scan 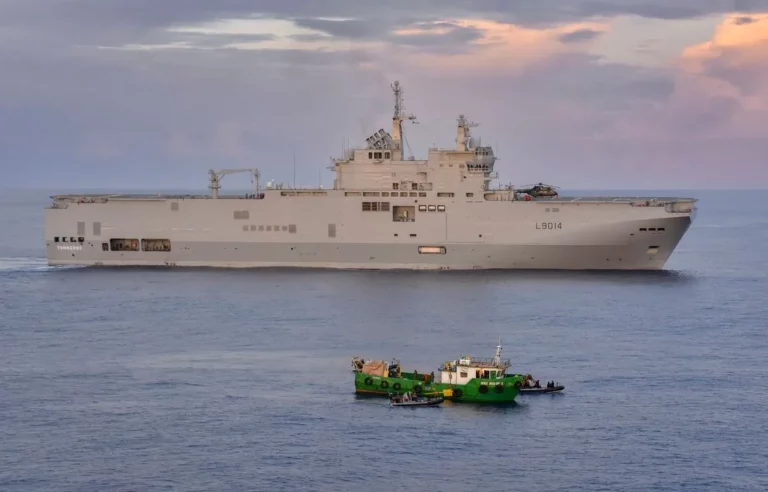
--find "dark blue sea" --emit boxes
[1,188,767,492]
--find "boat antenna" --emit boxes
[493,339,503,365]
[293,150,296,189]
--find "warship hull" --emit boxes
[45,195,693,271]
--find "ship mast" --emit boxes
[456,114,478,152]
[390,81,417,161]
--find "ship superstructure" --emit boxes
[44,81,697,270]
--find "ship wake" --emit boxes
[0,257,82,272]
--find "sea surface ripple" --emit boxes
[1,189,767,491]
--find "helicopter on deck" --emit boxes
[517,182,560,198]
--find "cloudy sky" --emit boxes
[1,0,767,190]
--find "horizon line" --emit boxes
[3,186,767,192]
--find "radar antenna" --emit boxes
[208,168,260,199]
[456,114,479,151]
[391,81,418,160]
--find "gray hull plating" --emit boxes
[46,216,691,271]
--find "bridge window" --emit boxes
[437,205,446,212]
[368,152,373,158]
[437,192,454,198]
[392,183,399,190]
[385,152,390,159]
[233,210,249,220]
[418,205,427,211]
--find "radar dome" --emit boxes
[467,137,478,149]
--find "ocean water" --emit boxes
[1,188,767,492]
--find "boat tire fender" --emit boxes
[393,383,401,390]
[479,384,488,394]
[380,381,389,389]
[413,385,422,394]
[453,389,463,398]
[364,377,373,386]
[494,384,503,393]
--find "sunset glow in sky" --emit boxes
[1,1,766,189]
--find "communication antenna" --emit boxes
[391,81,418,161]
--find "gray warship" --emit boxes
[45,81,697,270]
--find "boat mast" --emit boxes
[492,339,503,366]
[390,81,417,161]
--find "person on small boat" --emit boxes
[533,380,541,388]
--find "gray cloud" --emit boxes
[733,15,756,25]
[292,18,390,39]
[559,28,603,44]
[1,1,762,42]
[2,0,767,189]
[389,24,484,54]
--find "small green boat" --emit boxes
[352,341,525,403]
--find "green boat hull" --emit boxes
[354,371,524,403]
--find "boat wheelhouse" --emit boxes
[438,341,512,387]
